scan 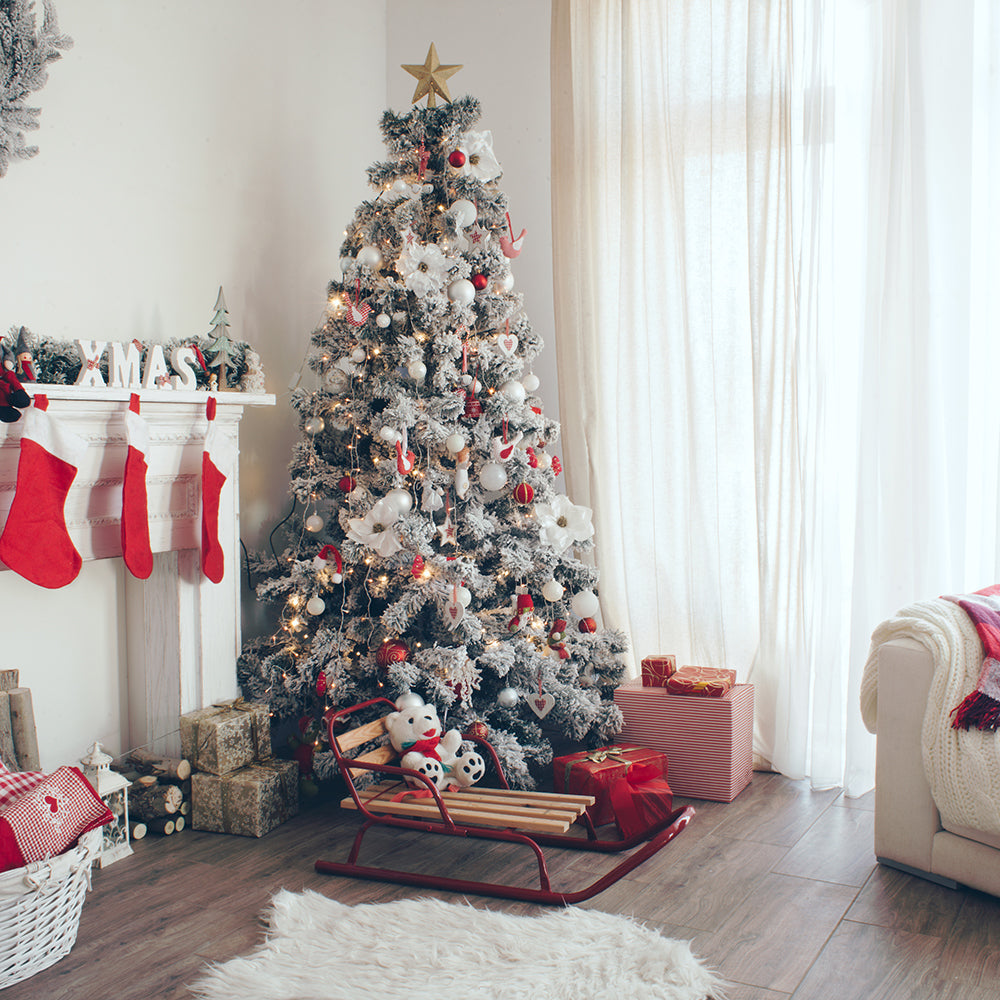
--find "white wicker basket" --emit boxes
[0,828,101,990]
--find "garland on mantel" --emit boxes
[5,325,265,393]
[0,0,73,177]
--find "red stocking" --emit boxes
[121,393,153,579]
[0,395,87,588]
[201,397,235,583]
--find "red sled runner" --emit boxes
[314,697,695,906]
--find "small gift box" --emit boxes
[641,655,678,687]
[665,665,737,698]
[553,744,670,830]
[180,698,272,776]
[191,758,299,838]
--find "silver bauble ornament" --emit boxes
[306,596,326,616]
[356,245,382,268]
[305,514,324,533]
[448,279,476,306]
[386,488,413,515]
[376,313,391,328]
[396,691,425,710]
[572,589,600,618]
[408,360,427,383]
[451,199,477,227]
[500,380,526,404]
[304,415,325,436]
[479,462,508,491]
[497,687,519,709]
[350,347,367,363]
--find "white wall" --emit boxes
[0,0,388,768]
[0,0,557,769]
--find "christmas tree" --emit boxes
[238,51,627,789]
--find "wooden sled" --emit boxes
[314,697,695,905]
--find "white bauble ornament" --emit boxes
[356,245,382,268]
[379,426,401,443]
[500,380,526,404]
[498,687,519,709]
[396,692,425,710]
[536,452,552,471]
[306,596,326,616]
[408,360,427,382]
[386,488,413,515]
[304,416,325,436]
[351,347,367,363]
[305,514,324,533]
[522,373,540,392]
[448,279,476,306]
[542,579,565,602]
[451,199,477,227]
[457,585,472,608]
[479,462,508,491]
[376,313,391,328]
[391,178,411,195]
[495,272,515,293]
[572,589,600,618]
[445,433,466,454]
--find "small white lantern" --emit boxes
[80,741,133,868]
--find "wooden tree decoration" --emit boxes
[206,286,235,389]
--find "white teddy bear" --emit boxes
[385,694,485,792]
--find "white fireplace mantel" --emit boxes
[0,385,275,757]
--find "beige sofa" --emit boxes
[875,637,1000,896]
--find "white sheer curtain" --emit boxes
[551,0,1000,794]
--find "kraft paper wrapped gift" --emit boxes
[613,679,754,801]
[180,699,271,776]
[191,758,299,837]
[553,744,670,829]
[641,655,678,687]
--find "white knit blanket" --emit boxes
[861,597,1000,838]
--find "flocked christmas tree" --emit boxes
[238,48,627,789]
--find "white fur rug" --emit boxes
[189,889,726,1000]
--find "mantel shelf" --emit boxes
[20,384,276,407]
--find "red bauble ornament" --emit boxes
[338,475,356,493]
[411,554,425,579]
[376,640,410,668]
[448,149,466,168]
[471,273,488,291]
[578,617,597,633]
[466,720,489,742]
[513,482,534,505]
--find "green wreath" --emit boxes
[0,0,72,177]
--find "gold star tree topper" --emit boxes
[402,43,462,107]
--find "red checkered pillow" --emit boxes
[0,765,45,810]
[0,766,112,872]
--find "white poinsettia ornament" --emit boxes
[534,494,595,553]
[454,130,502,182]
[347,497,403,557]
[396,242,451,297]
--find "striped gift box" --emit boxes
[613,680,754,802]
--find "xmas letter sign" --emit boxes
[74,340,199,392]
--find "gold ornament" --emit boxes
[401,43,462,108]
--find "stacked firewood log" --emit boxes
[113,749,193,838]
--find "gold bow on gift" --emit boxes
[584,749,631,766]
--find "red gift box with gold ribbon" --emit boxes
[640,655,677,687]
[665,665,737,697]
[553,744,672,833]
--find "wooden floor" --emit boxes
[6,771,1000,999]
